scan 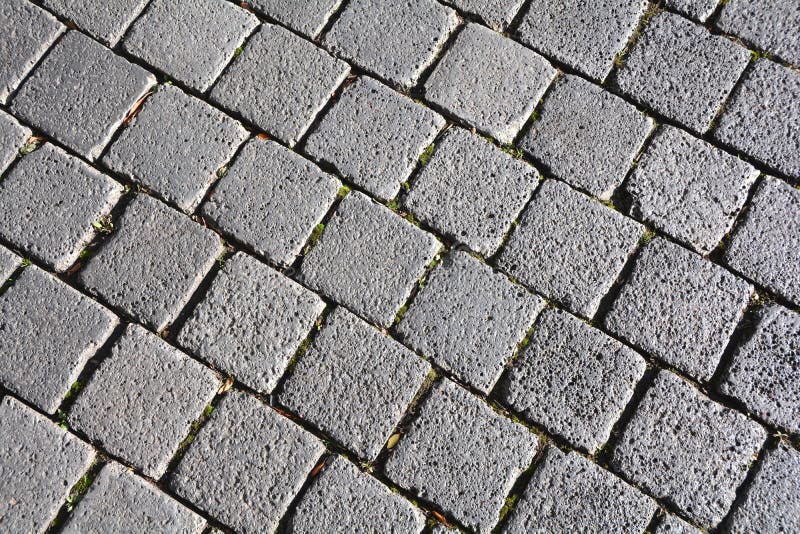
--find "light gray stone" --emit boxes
[444,0,524,30]
[248,0,343,38]
[654,514,704,534]
[0,245,21,283]
[41,0,148,46]
[0,110,30,173]
[664,0,717,22]
[717,1,800,66]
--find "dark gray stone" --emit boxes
[717,1,800,66]
[248,0,343,38]
[664,0,717,22]
[0,245,21,283]
[0,110,30,174]
[654,514,704,534]
[41,0,148,46]
[443,0,525,30]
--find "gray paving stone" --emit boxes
[654,514,704,534]
[614,11,750,132]
[304,76,445,201]
[719,304,800,434]
[405,127,539,256]
[0,245,21,283]
[519,74,652,199]
[504,447,656,533]
[612,371,766,528]
[604,238,752,380]
[497,309,646,453]
[122,0,259,93]
[79,193,223,331]
[443,0,524,30]
[169,390,325,534]
[0,396,94,533]
[516,0,647,81]
[717,1,800,66]
[280,306,429,459]
[0,110,30,175]
[248,0,343,38]
[0,266,117,414]
[323,0,457,90]
[41,0,148,46]
[626,125,759,254]
[178,252,324,394]
[103,85,248,213]
[396,251,543,393]
[425,23,556,145]
[201,138,340,266]
[724,177,800,305]
[664,0,717,22]
[497,180,643,319]
[10,31,155,161]
[68,324,219,478]
[0,143,123,271]
[0,0,63,104]
[300,191,440,327]
[384,379,538,533]
[210,24,348,146]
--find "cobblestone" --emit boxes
[654,514,704,534]
[717,1,800,66]
[0,110,31,173]
[41,0,148,46]
[444,0,525,31]
[248,0,342,38]
[664,0,717,22]
[0,245,21,283]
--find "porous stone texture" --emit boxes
[443,0,525,30]
[519,74,652,199]
[41,0,148,46]
[612,371,766,528]
[396,251,544,393]
[497,180,643,319]
[248,0,342,38]
[0,143,123,271]
[655,514,704,534]
[425,23,556,144]
[280,307,429,459]
[169,391,325,534]
[604,238,752,381]
[384,379,538,533]
[0,245,21,283]
[122,0,259,93]
[210,24,349,146]
[178,252,325,394]
[626,125,759,254]
[504,447,657,533]
[300,191,440,327]
[614,11,750,132]
[0,110,31,174]
[324,0,457,90]
[103,84,248,213]
[405,127,539,256]
[304,76,445,201]
[664,0,717,22]
[717,1,800,66]
[10,31,155,161]
[497,309,646,453]
[0,396,94,532]
[79,193,223,331]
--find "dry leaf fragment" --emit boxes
[431,511,451,527]
[217,377,234,394]
[310,459,326,477]
[386,433,401,449]
[122,90,154,126]
[256,132,270,140]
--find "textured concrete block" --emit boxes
[497,309,646,453]
[0,143,123,271]
[717,1,800,66]
[520,74,652,199]
[397,251,543,393]
[169,391,325,534]
[444,0,525,30]
[425,23,556,144]
[41,0,148,46]
[211,24,348,146]
[497,180,643,319]
[654,514,704,534]
[69,324,219,478]
[300,191,440,327]
[385,379,538,533]
[0,245,21,283]
[604,238,752,380]
[0,110,30,174]
[79,194,223,331]
[664,0,717,21]
[304,76,444,200]
[405,127,539,256]
[612,371,766,528]
[248,0,342,38]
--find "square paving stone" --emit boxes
[612,371,766,528]
[300,191,440,327]
[323,0,457,90]
[396,251,544,393]
[503,447,656,533]
[169,390,325,534]
[41,0,149,46]
[614,11,750,132]
[604,237,752,381]
[11,31,155,161]
[717,1,800,66]
[211,24,349,146]
[519,74,653,200]
[497,309,646,453]
[201,139,339,266]
[0,245,21,283]
[444,0,525,31]
[405,126,539,256]
[247,0,343,38]
[79,193,224,331]
[304,76,445,201]
[497,180,644,319]
[0,143,124,271]
[625,125,759,254]
[0,110,30,174]
[0,396,94,533]
[178,252,325,394]
[280,306,430,459]
[655,514,704,534]
[425,23,556,145]
[384,379,538,533]
[122,0,259,93]
[103,85,248,213]
[68,324,220,478]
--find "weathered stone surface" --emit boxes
[664,0,717,22]
[0,110,30,173]
[0,245,21,283]
[248,0,342,38]
[42,0,148,46]
[443,0,525,30]
[717,1,800,66]
[654,514,704,534]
